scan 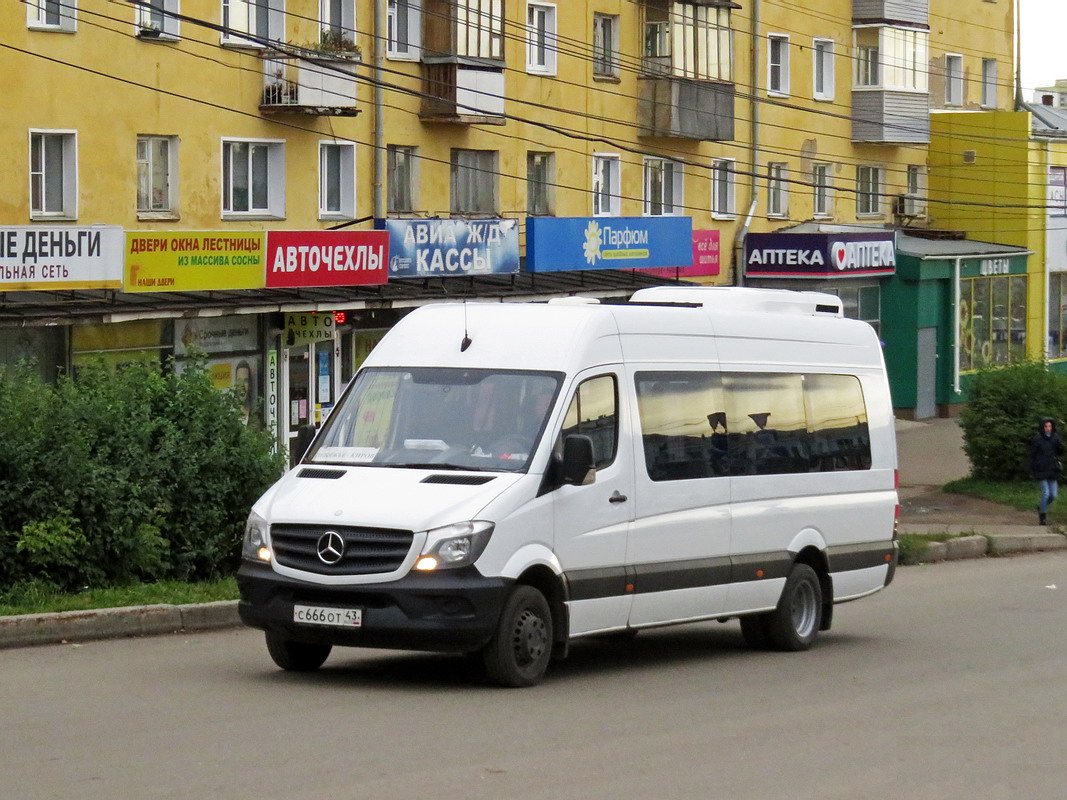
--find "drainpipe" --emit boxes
[372,0,386,223]
[953,256,962,395]
[732,0,760,287]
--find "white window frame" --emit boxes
[319,141,355,219]
[387,145,418,214]
[526,2,557,75]
[981,58,997,108]
[768,34,790,96]
[711,158,736,218]
[643,157,682,217]
[450,149,498,216]
[904,164,927,217]
[593,13,619,78]
[27,0,76,32]
[767,162,788,218]
[29,130,78,220]
[857,165,884,216]
[319,0,355,49]
[813,38,834,101]
[221,138,285,218]
[137,135,178,216]
[221,0,282,48]
[945,53,964,106]
[813,162,833,218]
[1049,166,1067,218]
[853,25,928,91]
[387,0,421,60]
[136,0,180,39]
[527,151,555,216]
[592,154,621,217]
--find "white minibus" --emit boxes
[238,287,898,686]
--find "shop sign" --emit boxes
[526,217,693,271]
[0,225,123,291]
[265,230,388,288]
[958,254,1028,279]
[384,219,519,277]
[640,230,720,278]
[1048,217,1067,272]
[745,232,896,278]
[125,232,265,292]
[175,315,258,356]
[284,312,335,345]
[266,350,279,434]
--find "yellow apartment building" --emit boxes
[0,0,1022,444]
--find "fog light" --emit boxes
[416,556,438,571]
[257,547,272,562]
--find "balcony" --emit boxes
[851,90,930,144]
[853,0,928,26]
[260,54,360,117]
[419,57,506,124]
[638,77,735,141]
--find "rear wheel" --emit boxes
[482,585,553,687]
[766,563,822,651]
[265,632,332,671]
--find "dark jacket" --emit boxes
[1029,418,1064,480]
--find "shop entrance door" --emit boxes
[283,338,340,466]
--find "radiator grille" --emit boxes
[271,524,415,576]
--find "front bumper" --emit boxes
[237,561,513,653]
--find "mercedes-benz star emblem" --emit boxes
[316,530,345,565]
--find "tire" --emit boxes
[482,585,553,687]
[765,563,823,652]
[265,632,332,671]
[739,614,773,650]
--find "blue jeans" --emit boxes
[1039,479,1059,514]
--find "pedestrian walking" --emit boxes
[1028,417,1064,525]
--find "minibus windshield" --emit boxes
[306,367,564,472]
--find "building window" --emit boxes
[592,154,621,216]
[387,145,417,213]
[813,162,833,217]
[319,141,355,219]
[1049,166,1067,217]
[767,162,788,217]
[30,131,77,219]
[136,0,179,38]
[712,159,735,218]
[221,0,280,47]
[527,151,554,216]
[137,135,176,214]
[768,34,789,95]
[320,0,355,50]
[593,13,619,78]
[960,275,1027,371]
[1048,273,1067,359]
[854,26,928,91]
[387,0,421,59]
[27,0,76,31]
[643,0,733,82]
[451,149,497,215]
[813,39,834,100]
[526,3,556,74]
[945,54,964,106]
[222,139,284,217]
[455,0,504,60]
[643,157,682,216]
[832,285,881,335]
[904,164,926,216]
[857,165,883,216]
[981,58,997,108]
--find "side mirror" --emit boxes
[561,434,596,486]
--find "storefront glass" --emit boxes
[959,275,1027,371]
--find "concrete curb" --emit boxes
[1,530,1065,650]
[0,600,241,650]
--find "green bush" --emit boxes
[0,359,285,592]
[958,361,1067,481]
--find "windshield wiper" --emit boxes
[373,462,494,472]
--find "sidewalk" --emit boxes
[2,417,1064,649]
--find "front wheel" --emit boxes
[765,563,823,651]
[265,632,332,671]
[482,585,553,687]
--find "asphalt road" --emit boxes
[3,555,1066,800]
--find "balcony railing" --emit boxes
[260,54,359,117]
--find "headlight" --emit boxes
[242,511,273,563]
[415,521,494,571]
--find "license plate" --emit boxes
[293,605,362,627]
